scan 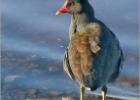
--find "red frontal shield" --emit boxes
[56,0,70,15]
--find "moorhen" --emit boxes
[56,0,124,100]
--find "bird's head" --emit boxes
[56,0,84,15]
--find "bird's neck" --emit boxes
[69,2,95,39]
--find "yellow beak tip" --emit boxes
[55,11,61,16]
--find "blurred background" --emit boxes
[1,0,139,100]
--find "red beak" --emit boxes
[56,0,70,15]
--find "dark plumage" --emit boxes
[56,0,124,99]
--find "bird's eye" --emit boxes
[67,2,72,7]
[67,1,75,7]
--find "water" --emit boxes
[1,0,139,100]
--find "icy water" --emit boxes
[1,0,139,100]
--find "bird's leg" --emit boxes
[80,84,85,100]
[101,85,107,100]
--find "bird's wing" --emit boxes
[88,21,124,83]
[63,48,75,80]
[109,46,124,82]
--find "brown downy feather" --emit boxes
[70,23,101,76]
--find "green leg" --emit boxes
[80,84,85,100]
[101,86,107,100]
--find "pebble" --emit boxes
[62,97,75,100]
